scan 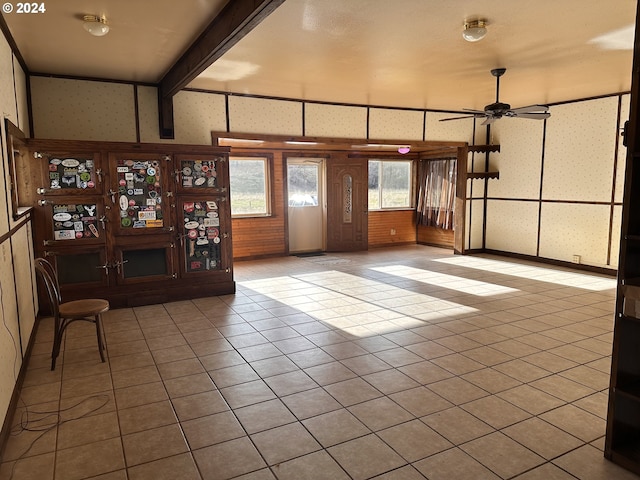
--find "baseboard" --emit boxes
[482,249,617,277]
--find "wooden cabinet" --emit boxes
[605,10,640,474]
[24,140,234,308]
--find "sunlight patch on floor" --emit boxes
[239,271,478,337]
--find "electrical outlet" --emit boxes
[390,229,396,235]
[572,255,581,264]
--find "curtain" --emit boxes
[416,158,456,229]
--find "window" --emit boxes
[288,163,319,207]
[368,159,413,209]
[229,156,271,216]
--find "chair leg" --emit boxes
[95,315,106,363]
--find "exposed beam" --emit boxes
[158,0,285,139]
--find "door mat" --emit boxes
[294,252,325,258]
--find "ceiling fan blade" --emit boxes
[481,116,498,126]
[510,105,549,114]
[513,112,551,120]
[439,115,475,122]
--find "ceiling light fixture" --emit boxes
[83,15,110,37]
[463,19,488,42]
[398,146,411,154]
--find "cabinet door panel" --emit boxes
[177,197,228,275]
[37,152,103,195]
[44,247,110,288]
[175,154,228,194]
[40,198,106,246]
[113,240,176,285]
[109,153,174,235]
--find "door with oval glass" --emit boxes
[287,158,326,254]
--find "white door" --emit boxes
[287,158,325,253]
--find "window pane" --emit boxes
[288,164,319,207]
[230,158,268,215]
[369,159,412,209]
[368,160,380,210]
[381,161,411,208]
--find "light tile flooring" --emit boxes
[2,245,639,480]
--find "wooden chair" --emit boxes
[34,257,110,370]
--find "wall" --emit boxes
[29,76,626,270]
[488,95,627,269]
[0,32,35,436]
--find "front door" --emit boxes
[287,158,325,253]
[326,156,368,251]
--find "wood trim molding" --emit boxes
[158,0,285,138]
[454,145,468,254]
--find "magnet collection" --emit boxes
[183,200,221,272]
[48,158,96,190]
[181,159,217,188]
[117,159,163,228]
[52,204,99,240]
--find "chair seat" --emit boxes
[59,299,110,318]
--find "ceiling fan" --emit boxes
[440,68,551,125]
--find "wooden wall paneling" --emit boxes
[417,225,454,249]
[368,210,416,247]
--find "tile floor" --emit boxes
[1,245,639,480]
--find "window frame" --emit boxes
[368,158,415,211]
[229,153,274,218]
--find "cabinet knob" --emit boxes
[37,187,47,195]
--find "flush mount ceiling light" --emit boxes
[398,146,411,154]
[83,15,110,37]
[463,19,488,42]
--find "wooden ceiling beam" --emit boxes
[158,0,285,138]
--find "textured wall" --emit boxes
[305,103,367,138]
[31,77,137,142]
[369,108,423,140]
[29,77,626,268]
[230,96,302,135]
[0,33,35,433]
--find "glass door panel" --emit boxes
[42,199,106,246]
[175,155,227,194]
[38,152,103,195]
[110,153,172,235]
[178,198,224,274]
[113,241,176,285]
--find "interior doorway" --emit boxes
[287,157,326,254]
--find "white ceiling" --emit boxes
[2,0,637,113]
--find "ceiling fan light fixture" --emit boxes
[83,15,110,37]
[463,19,487,42]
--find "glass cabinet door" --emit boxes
[37,152,103,195]
[113,241,176,285]
[43,247,110,289]
[175,154,227,194]
[41,199,106,246]
[178,197,229,274]
[110,153,173,235]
